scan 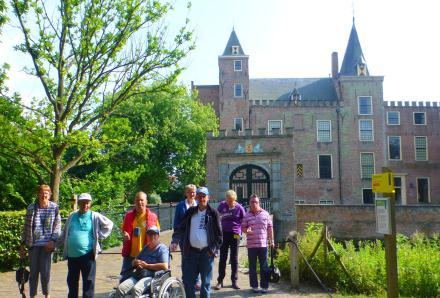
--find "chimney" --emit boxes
[331,52,338,79]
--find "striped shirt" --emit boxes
[241,209,272,248]
[33,202,59,246]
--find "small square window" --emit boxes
[358,96,372,115]
[317,120,332,142]
[319,200,334,205]
[359,120,374,141]
[387,111,400,125]
[232,46,239,55]
[233,118,243,132]
[362,189,374,204]
[234,60,242,71]
[234,83,242,98]
[268,120,282,135]
[295,200,305,204]
[413,112,426,125]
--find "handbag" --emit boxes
[269,247,281,283]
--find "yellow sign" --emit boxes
[372,173,395,193]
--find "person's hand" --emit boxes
[170,242,178,252]
[19,245,27,259]
[133,259,142,268]
[44,240,55,252]
[123,231,130,241]
[246,227,253,234]
[270,241,275,248]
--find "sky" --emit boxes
[2,0,440,102]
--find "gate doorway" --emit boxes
[229,165,270,205]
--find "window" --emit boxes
[233,118,243,132]
[387,111,400,125]
[232,46,239,55]
[234,83,242,98]
[417,178,430,203]
[358,96,372,115]
[234,60,242,71]
[296,164,304,177]
[268,120,282,135]
[319,200,334,205]
[295,200,305,204]
[318,155,332,179]
[359,119,374,141]
[362,189,374,204]
[317,120,332,142]
[394,177,402,205]
[413,112,426,125]
[388,136,401,160]
[414,136,428,161]
[360,153,375,179]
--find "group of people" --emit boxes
[170,184,274,298]
[20,184,274,298]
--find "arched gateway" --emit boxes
[229,164,270,204]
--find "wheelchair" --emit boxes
[108,269,185,298]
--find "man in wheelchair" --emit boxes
[115,226,168,297]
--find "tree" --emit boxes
[0,0,194,202]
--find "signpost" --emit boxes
[372,168,398,298]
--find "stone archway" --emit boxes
[229,164,270,204]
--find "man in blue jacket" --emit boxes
[171,187,222,298]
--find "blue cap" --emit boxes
[146,226,160,234]
[196,187,209,196]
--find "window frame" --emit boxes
[231,46,239,55]
[234,60,242,71]
[295,200,305,205]
[318,154,333,179]
[413,112,426,125]
[358,96,373,115]
[414,136,428,161]
[267,120,283,135]
[319,200,334,205]
[360,152,375,179]
[316,120,332,142]
[233,83,243,98]
[416,177,431,203]
[233,118,244,132]
[388,136,402,160]
[362,188,375,204]
[359,119,374,141]
[387,111,400,125]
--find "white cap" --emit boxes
[78,193,92,202]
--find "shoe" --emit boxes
[214,282,223,290]
[261,288,268,293]
[251,287,260,293]
[195,283,201,291]
[232,282,240,290]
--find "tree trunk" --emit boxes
[51,159,63,203]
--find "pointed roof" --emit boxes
[340,21,369,76]
[222,29,246,56]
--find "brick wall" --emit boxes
[296,204,440,239]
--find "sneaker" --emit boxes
[261,288,268,293]
[252,287,260,293]
[214,282,222,290]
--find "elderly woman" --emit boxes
[214,190,245,290]
[20,184,61,298]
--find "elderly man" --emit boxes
[115,226,168,297]
[61,193,113,298]
[171,187,222,298]
[20,184,61,298]
[241,194,274,294]
[120,191,160,281]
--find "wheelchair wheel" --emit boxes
[158,277,185,298]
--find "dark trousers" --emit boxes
[67,251,96,298]
[120,256,134,282]
[248,247,269,289]
[182,248,214,298]
[217,232,240,283]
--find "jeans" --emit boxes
[217,232,240,283]
[120,256,134,282]
[115,276,153,298]
[67,251,96,298]
[247,247,269,289]
[182,248,214,298]
[28,246,52,296]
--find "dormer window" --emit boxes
[232,46,239,55]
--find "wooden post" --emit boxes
[287,231,300,288]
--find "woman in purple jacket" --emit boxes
[214,190,245,290]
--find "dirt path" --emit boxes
[0,231,327,297]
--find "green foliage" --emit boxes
[277,223,440,297]
[148,192,162,205]
[0,210,25,271]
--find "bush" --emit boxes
[277,223,440,297]
[0,210,25,271]
[148,192,162,205]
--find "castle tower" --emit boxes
[218,29,250,133]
